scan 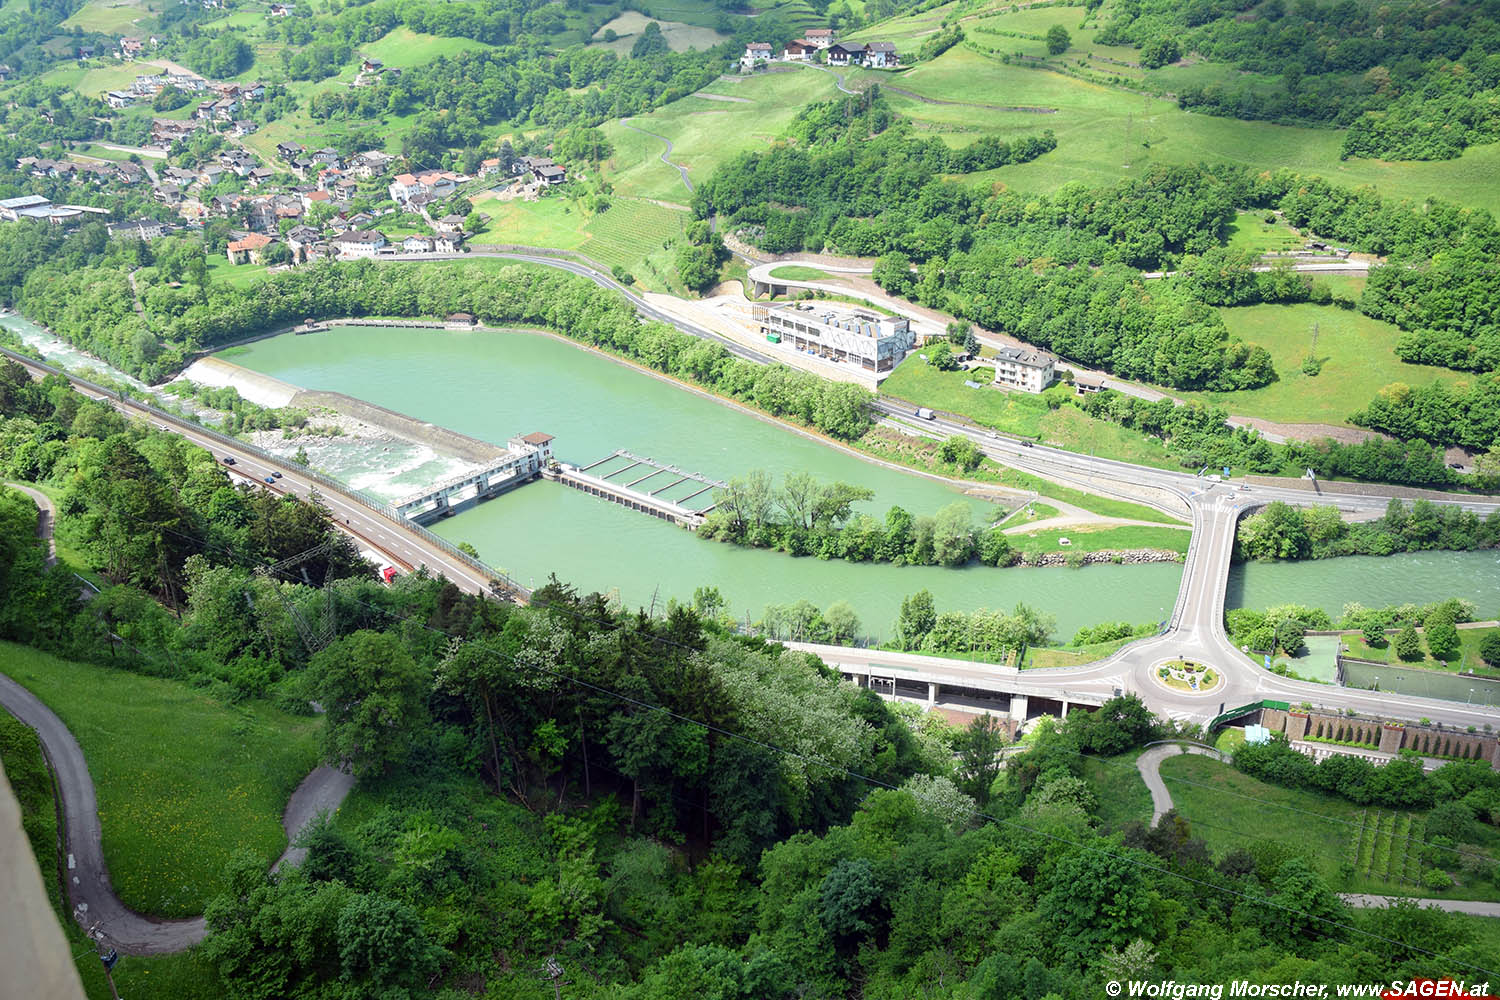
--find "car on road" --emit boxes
[264,476,276,485]
[1239,484,1251,492]
[222,456,236,465]
[1020,440,1033,448]
[271,471,282,479]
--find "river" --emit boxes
[18,315,1499,646]
[229,325,1186,638]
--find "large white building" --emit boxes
[991,346,1056,393]
[753,301,914,374]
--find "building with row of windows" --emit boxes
[752,301,915,374]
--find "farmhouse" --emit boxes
[331,229,386,259]
[742,42,772,69]
[825,41,866,66]
[991,346,1056,393]
[865,42,900,68]
[805,28,835,48]
[226,233,273,265]
[783,40,814,61]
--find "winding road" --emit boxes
[619,118,694,193]
[0,489,356,954]
[0,671,354,954]
[7,482,57,567]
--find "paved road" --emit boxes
[1338,894,1500,916]
[6,482,57,567]
[620,119,694,193]
[1135,742,1228,824]
[0,671,354,954]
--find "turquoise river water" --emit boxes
[223,325,1500,642]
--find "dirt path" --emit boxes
[0,672,354,954]
[1003,513,1189,536]
[620,119,693,193]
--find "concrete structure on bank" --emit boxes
[393,433,553,524]
[547,450,724,528]
[1249,704,1500,769]
[752,301,914,374]
[992,346,1056,393]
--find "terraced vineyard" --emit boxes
[582,197,687,272]
[1348,809,1426,888]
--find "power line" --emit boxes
[95,522,1500,975]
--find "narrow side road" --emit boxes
[0,672,353,954]
[6,482,57,567]
[620,118,694,193]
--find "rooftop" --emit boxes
[994,346,1056,368]
[521,432,554,445]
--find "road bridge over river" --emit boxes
[9,249,1500,733]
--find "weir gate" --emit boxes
[545,450,724,528]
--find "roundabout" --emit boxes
[1150,657,1225,696]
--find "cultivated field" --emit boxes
[590,11,728,55]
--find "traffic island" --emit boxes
[1152,658,1225,696]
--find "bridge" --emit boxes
[391,433,554,524]
[11,249,1500,739]
[804,489,1500,747]
[546,450,723,528]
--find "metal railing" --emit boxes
[1,345,531,601]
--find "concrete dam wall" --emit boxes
[184,357,506,464]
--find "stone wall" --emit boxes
[1268,710,1498,767]
[1015,548,1183,568]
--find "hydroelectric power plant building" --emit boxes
[392,432,554,524]
[752,302,915,374]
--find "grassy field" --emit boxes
[1,642,321,917]
[856,424,1184,524]
[769,264,834,281]
[1343,626,1500,678]
[1007,523,1190,555]
[600,69,843,203]
[589,11,728,55]
[1157,753,1499,899]
[62,0,161,33]
[205,254,275,290]
[1224,210,1306,254]
[1081,748,1153,830]
[835,32,1500,215]
[1180,302,1467,426]
[1023,633,1148,669]
[467,190,684,284]
[880,356,1179,468]
[1,707,218,1000]
[360,26,493,66]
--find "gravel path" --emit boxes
[0,672,353,954]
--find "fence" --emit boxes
[1,345,531,602]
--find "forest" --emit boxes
[1100,0,1500,160]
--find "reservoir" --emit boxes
[218,325,1500,642]
[230,325,1185,638]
